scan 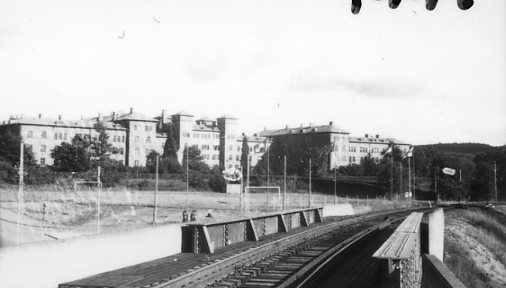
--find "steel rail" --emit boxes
[287,217,406,288]
[152,207,431,288]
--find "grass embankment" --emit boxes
[444,208,506,287]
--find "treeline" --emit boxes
[252,139,505,201]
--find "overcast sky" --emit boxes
[0,0,505,145]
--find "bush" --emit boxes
[208,174,226,193]
[188,171,209,191]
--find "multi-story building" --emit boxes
[0,109,270,170]
[258,122,410,170]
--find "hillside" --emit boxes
[418,143,497,155]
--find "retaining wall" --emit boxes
[0,224,181,288]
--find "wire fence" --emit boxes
[0,169,410,247]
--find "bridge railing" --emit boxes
[182,207,323,253]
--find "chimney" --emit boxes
[97,113,101,120]
[112,112,116,121]
[285,125,288,129]
[254,133,258,137]
[58,115,62,120]
[38,113,42,119]
[376,134,379,139]
[329,121,333,126]
[130,107,133,114]
[161,109,166,125]
[365,133,368,138]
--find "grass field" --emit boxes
[0,184,413,247]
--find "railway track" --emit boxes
[145,208,430,288]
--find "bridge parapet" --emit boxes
[183,207,323,253]
[373,212,424,288]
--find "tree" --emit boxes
[182,145,210,173]
[51,135,92,172]
[163,124,179,159]
[0,128,36,167]
[240,136,249,169]
[91,122,115,167]
[146,150,160,173]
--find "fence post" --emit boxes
[97,166,101,234]
[17,142,24,245]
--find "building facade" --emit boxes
[0,109,269,170]
[258,122,410,170]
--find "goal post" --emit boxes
[244,186,282,212]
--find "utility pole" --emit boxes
[413,145,416,201]
[494,161,498,202]
[390,153,394,200]
[240,165,244,213]
[267,143,270,189]
[459,169,462,203]
[334,168,337,204]
[283,155,287,211]
[185,144,189,213]
[308,158,312,207]
[153,155,159,224]
[435,165,439,203]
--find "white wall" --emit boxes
[0,224,182,288]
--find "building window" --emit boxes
[27,130,33,138]
[54,133,58,140]
[135,148,139,156]
[237,146,241,152]
[58,133,63,140]
[40,145,46,152]
[134,125,138,131]
[183,133,190,138]
[146,136,151,143]
[41,131,47,139]
[122,136,125,143]
[40,158,45,165]
[64,133,68,140]
[229,155,233,161]
[134,160,139,166]
[119,148,124,155]
[145,125,148,131]
[236,155,240,161]
[193,133,199,138]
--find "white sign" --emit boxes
[442,167,456,176]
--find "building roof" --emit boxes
[258,123,349,137]
[115,111,158,122]
[3,116,126,130]
[173,110,194,117]
[349,136,410,145]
